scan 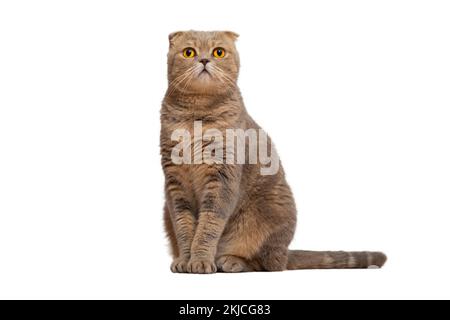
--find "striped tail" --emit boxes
[287,250,387,270]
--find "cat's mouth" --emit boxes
[197,64,213,78]
[199,68,210,76]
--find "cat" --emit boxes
[160,30,386,273]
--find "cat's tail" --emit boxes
[287,250,387,270]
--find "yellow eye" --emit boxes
[183,47,196,58]
[213,47,226,59]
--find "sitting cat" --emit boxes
[160,30,386,273]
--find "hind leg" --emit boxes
[216,255,254,273]
[216,247,289,272]
[257,245,289,271]
[216,255,247,273]
[255,225,293,271]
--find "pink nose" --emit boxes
[199,59,210,66]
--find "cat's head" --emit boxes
[167,30,240,96]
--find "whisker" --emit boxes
[209,65,237,96]
[166,66,197,97]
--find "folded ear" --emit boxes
[168,31,184,47]
[223,31,239,41]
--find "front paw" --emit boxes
[187,258,217,274]
[171,257,190,273]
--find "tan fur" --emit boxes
[160,30,387,273]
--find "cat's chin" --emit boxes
[187,76,231,95]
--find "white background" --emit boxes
[1,0,449,300]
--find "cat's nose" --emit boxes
[199,59,210,66]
